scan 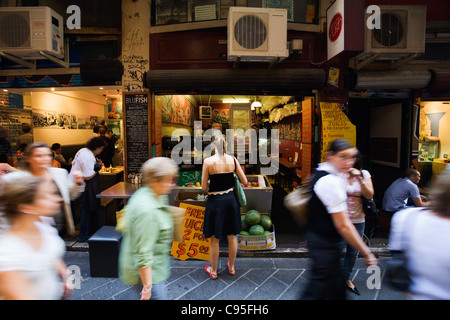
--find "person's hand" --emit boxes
[72,170,84,184]
[140,286,152,300]
[348,168,361,177]
[364,252,378,267]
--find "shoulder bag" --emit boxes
[386,210,420,291]
[283,185,311,227]
[233,157,247,207]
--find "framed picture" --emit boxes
[199,106,212,119]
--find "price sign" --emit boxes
[171,203,210,261]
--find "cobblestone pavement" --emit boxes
[64,251,406,301]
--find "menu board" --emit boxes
[123,92,150,181]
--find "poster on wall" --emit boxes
[320,102,356,162]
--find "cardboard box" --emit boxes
[174,190,208,208]
[237,225,276,251]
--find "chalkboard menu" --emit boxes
[123,92,150,181]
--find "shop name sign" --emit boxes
[327,0,382,60]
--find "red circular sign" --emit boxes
[329,13,343,42]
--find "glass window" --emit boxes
[151,0,318,26]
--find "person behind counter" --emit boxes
[201,134,248,280]
[119,157,178,300]
[69,137,106,241]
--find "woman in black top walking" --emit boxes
[202,134,247,279]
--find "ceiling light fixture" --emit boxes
[222,98,250,104]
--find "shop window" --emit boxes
[151,0,318,26]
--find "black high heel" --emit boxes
[347,285,360,295]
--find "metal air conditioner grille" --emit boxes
[233,14,267,50]
[372,11,406,48]
[0,11,30,48]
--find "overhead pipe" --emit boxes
[144,69,327,95]
[352,69,433,90]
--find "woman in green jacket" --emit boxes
[119,157,178,300]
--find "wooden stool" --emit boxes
[378,210,392,232]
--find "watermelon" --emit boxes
[245,210,261,226]
[249,225,265,235]
[241,215,249,231]
[240,231,249,235]
[264,231,271,235]
[260,215,272,231]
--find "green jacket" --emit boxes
[119,186,173,285]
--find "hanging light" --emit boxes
[251,97,262,110]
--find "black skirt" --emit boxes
[203,191,241,239]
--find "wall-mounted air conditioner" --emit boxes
[363,5,426,56]
[0,6,64,60]
[228,7,288,62]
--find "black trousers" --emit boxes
[301,231,347,300]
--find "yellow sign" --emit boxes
[320,102,356,161]
[171,203,210,261]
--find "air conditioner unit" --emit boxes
[228,7,288,62]
[0,6,64,60]
[361,5,426,59]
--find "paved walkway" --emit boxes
[64,251,406,300]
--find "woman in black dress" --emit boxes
[202,134,247,279]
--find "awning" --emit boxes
[143,69,327,95]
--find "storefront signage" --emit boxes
[123,92,150,181]
[171,203,210,261]
[320,102,356,161]
[326,0,364,61]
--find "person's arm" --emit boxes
[234,157,248,186]
[201,160,210,191]
[412,196,429,207]
[331,212,377,267]
[138,266,153,300]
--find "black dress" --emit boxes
[203,172,241,239]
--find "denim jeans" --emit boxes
[343,222,365,280]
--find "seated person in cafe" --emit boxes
[382,168,430,215]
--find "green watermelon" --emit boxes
[260,215,272,231]
[240,231,249,235]
[249,225,265,235]
[245,210,261,225]
[241,215,249,231]
[264,231,271,235]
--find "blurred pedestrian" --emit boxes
[342,150,374,295]
[0,172,72,300]
[382,168,429,215]
[301,139,377,300]
[119,157,178,300]
[12,142,83,237]
[389,171,450,300]
[201,134,247,280]
[69,137,106,241]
